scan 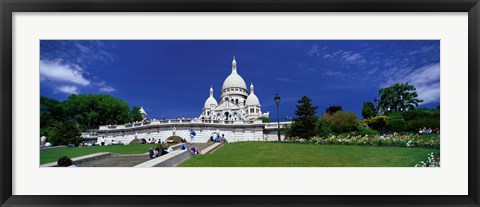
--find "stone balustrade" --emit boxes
[98,119,271,131]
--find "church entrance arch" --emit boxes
[224,112,229,120]
[166,136,183,144]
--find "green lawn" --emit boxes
[179,142,439,167]
[40,144,157,164]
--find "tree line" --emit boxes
[285,83,440,139]
[41,94,144,145]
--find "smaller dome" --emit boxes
[246,94,260,106]
[204,97,218,108]
[204,86,218,108]
[246,83,260,106]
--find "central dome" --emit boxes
[222,73,247,91]
[222,57,247,91]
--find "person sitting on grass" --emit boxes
[189,147,202,155]
[165,143,173,153]
[156,144,169,156]
[148,147,161,158]
[57,156,76,167]
[179,139,188,150]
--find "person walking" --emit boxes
[190,129,196,143]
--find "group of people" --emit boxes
[179,138,202,155]
[419,127,434,135]
[149,138,203,159]
[148,143,173,158]
[210,133,227,144]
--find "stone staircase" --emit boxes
[134,142,222,167]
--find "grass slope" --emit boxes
[179,142,439,167]
[40,144,157,164]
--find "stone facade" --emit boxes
[92,57,288,144]
[93,119,290,145]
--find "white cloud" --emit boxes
[40,59,90,86]
[344,53,363,62]
[99,86,116,93]
[55,85,79,94]
[382,63,440,105]
[97,81,116,93]
[307,44,320,57]
[321,49,366,64]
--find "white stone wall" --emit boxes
[96,124,268,144]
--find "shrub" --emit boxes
[316,120,333,137]
[320,111,359,133]
[356,126,380,136]
[386,112,407,133]
[386,108,439,133]
[363,115,388,132]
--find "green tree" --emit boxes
[361,101,376,119]
[64,94,131,129]
[290,96,319,139]
[40,96,67,127]
[325,105,343,115]
[377,83,423,113]
[40,96,82,145]
[130,106,144,122]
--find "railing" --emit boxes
[264,121,292,129]
[97,118,270,130]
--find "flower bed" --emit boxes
[414,152,440,167]
[284,133,440,149]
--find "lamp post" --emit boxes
[274,93,281,142]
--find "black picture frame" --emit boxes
[1,0,479,206]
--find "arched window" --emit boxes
[235,99,239,105]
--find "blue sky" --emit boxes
[40,40,440,120]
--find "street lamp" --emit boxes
[274,93,281,142]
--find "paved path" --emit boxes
[75,154,150,167]
[74,143,213,167]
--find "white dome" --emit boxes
[204,86,218,108]
[222,57,247,91]
[246,83,260,106]
[222,73,247,91]
[204,96,218,108]
[246,93,260,106]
